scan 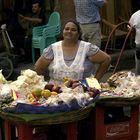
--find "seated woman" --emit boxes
[34,20,111,83]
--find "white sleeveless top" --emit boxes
[48,41,89,83]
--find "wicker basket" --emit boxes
[0,103,95,125]
[30,104,95,125]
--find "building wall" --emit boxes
[54,0,76,28]
[0,0,3,20]
[0,0,138,25]
[53,0,132,26]
[101,0,132,23]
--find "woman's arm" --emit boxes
[34,56,52,75]
[88,50,111,80]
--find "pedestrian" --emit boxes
[129,10,140,75]
[73,0,108,48]
[34,20,111,83]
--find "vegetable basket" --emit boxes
[0,102,95,125]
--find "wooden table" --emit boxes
[0,104,94,140]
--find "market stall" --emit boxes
[0,105,94,140]
[0,70,140,140]
[92,71,140,140]
[0,69,99,140]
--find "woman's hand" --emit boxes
[34,56,52,75]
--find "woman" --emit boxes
[34,20,111,139]
[34,20,111,83]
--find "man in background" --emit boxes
[74,0,108,48]
[19,0,46,37]
[18,0,46,60]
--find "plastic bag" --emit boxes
[0,70,7,84]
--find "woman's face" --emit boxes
[63,22,79,41]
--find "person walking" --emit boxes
[129,10,140,75]
[73,0,108,48]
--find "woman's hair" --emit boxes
[63,19,82,40]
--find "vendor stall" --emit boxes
[91,71,140,140]
[0,70,140,140]
[0,69,99,140]
[0,104,94,140]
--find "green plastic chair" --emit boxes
[32,11,61,63]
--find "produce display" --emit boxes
[100,71,140,97]
[0,69,140,114]
[0,69,100,114]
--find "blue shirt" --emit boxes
[74,0,104,24]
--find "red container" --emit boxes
[92,105,139,140]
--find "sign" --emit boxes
[106,122,129,137]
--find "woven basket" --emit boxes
[30,104,95,125]
[0,103,95,125]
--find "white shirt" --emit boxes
[48,41,89,83]
[129,10,140,45]
[42,40,99,85]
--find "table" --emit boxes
[0,103,94,140]
[92,96,140,140]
